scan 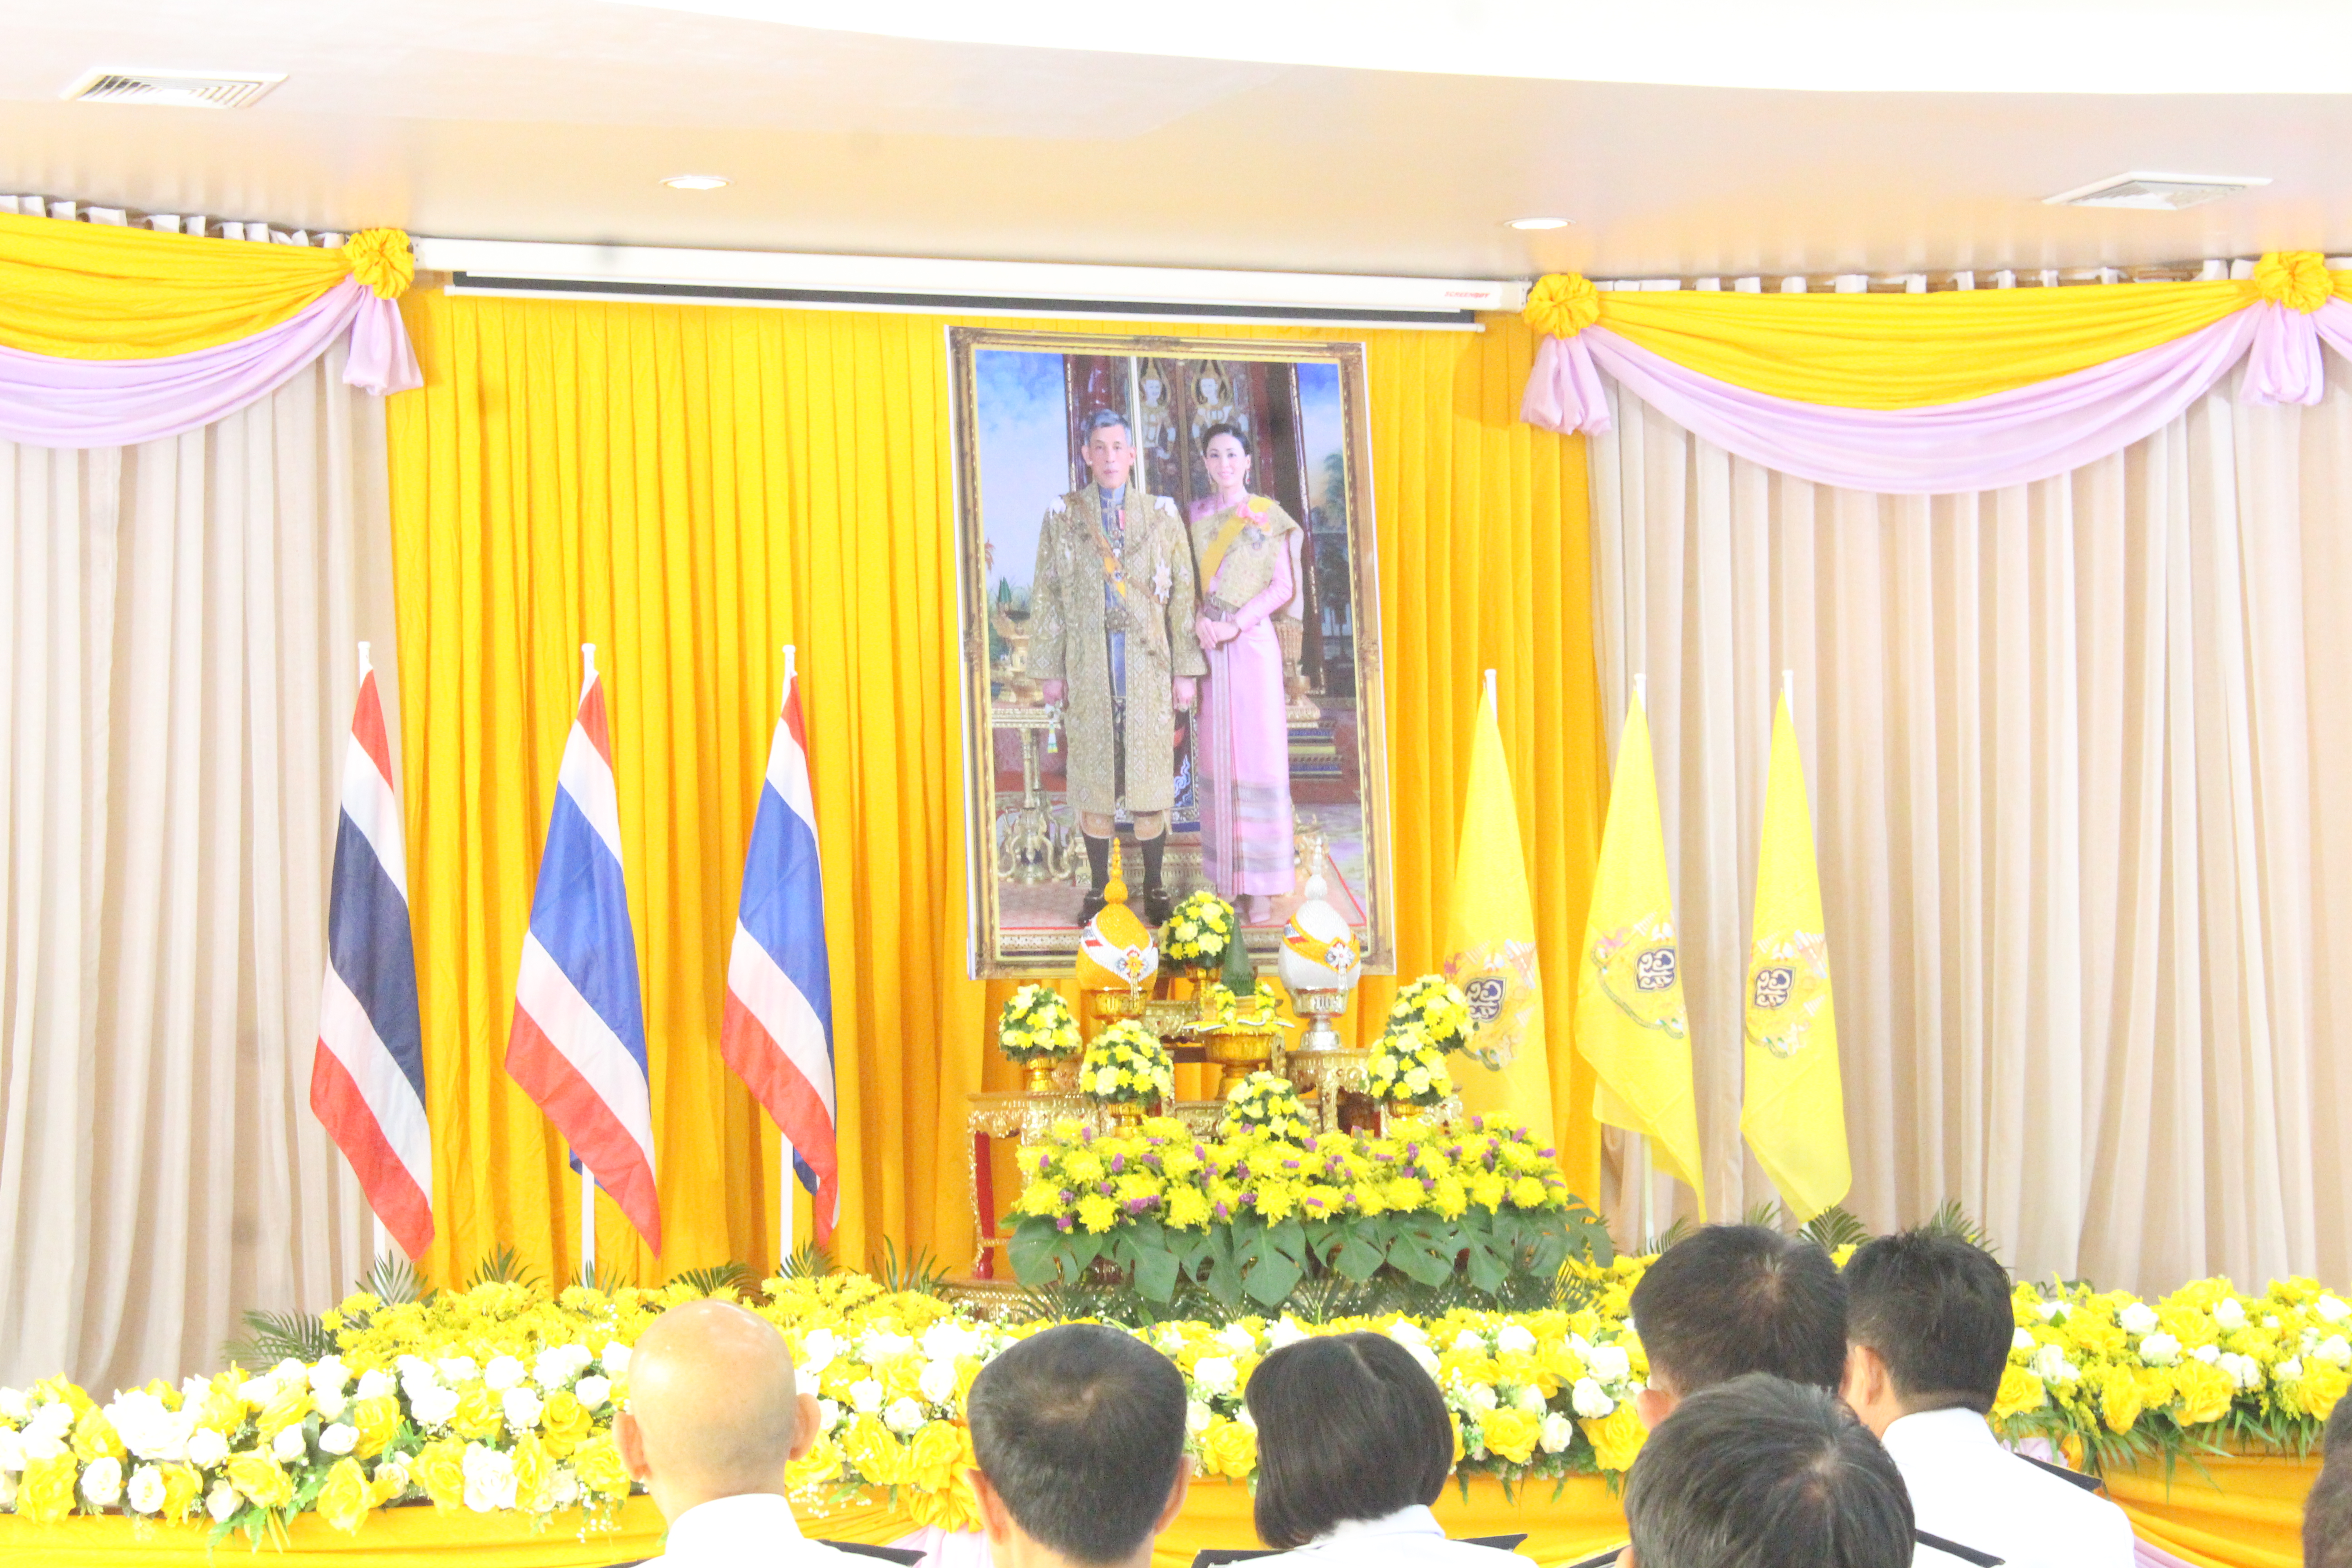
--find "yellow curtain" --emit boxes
[0,212,368,358]
[384,290,1608,1287]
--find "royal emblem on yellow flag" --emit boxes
[1739,691,1852,1222]
[1440,675,1553,1145]
[1573,692,1706,1213]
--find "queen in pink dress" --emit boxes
[1189,423,1305,926]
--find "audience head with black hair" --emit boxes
[1626,1224,1847,1429]
[2308,1391,2352,1568]
[1622,1373,1912,1568]
[966,1323,1192,1568]
[1839,1227,2012,1434]
[1840,1229,2138,1568]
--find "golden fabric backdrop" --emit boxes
[384,289,1607,1287]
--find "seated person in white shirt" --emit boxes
[1842,1230,2136,1568]
[2308,1392,2352,1568]
[1629,1224,1851,1431]
[966,1323,1193,1568]
[616,1298,864,1568]
[1241,1332,1535,1566]
[1623,1373,1913,1568]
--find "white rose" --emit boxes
[818,1398,842,1433]
[2214,1298,2247,1330]
[1192,1357,1238,1398]
[463,1442,518,1512]
[2012,1328,2036,1352]
[1571,1377,1616,1418]
[2318,1335,2352,1368]
[2318,1296,2352,1325]
[599,1342,632,1378]
[1267,1318,1310,1351]
[0,1389,25,1423]
[883,1397,928,1436]
[2278,1357,2306,1382]
[0,1469,20,1506]
[1452,1330,1488,1353]
[1464,1382,1499,1411]
[797,1329,842,1381]
[410,1383,461,1430]
[2266,1314,2284,1329]
[2034,1300,2064,1322]
[186,1426,230,1468]
[127,1464,167,1514]
[502,1387,544,1432]
[1236,1405,1257,1431]
[372,1458,412,1498]
[1496,1324,1537,1356]
[356,1368,397,1402]
[1514,1385,1548,1415]
[483,1356,527,1392]
[573,1376,612,1411]
[1587,1345,1632,1384]
[918,1361,960,1406]
[1405,1342,1440,1377]
[2139,1333,2182,1367]
[273,1358,309,1385]
[1539,1413,1576,1454]
[319,1423,359,1456]
[2191,1343,2221,1364]
[849,1378,884,1415]
[208,1479,241,1522]
[0,1429,24,1472]
[237,1378,276,1407]
[20,1433,66,1464]
[1217,1323,1258,1354]
[313,1385,348,1423]
[921,1322,984,1363]
[1186,1400,1212,1435]
[2118,1303,2159,1335]
[436,1356,480,1386]
[2029,1344,2078,1384]
[273,1423,309,1461]
[544,1465,581,1508]
[1386,1319,1429,1347]
[80,1455,124,1507]
[861,1331,916,1363]
[26,1403,72,1444]
[310,1359,352,1399]
[2221,1352,2264,1391]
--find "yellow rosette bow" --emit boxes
[2253,250,2331,314]
[343,229,416,300]
[1523,273,1602,339]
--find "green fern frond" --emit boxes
[1637,1216,1693,1257]
[779,1240,837,1281]
[668,1261,756,1299]
[574,1259,633,1294]
[1798,1205,1872,1251]
[465,1244,543,1291]
[354,1251,431,1307]
[1920,1200,1998,1258]
[221,1308,333,1370]
[872,1238,951,1297]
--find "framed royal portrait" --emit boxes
[950,327,1395,979]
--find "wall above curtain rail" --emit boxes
[1519,255,2352,493]
[0,210,424,447]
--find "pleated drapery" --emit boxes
[1588,365,2352,1296]
[0,343,399,1391]
[384,292,1612,1291]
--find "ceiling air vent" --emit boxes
[2044,172,2269,211]
[62,69,284,110]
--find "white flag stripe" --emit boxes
[318,965,434,1200]
[727,925,838,1115]
[767,726,818,830]
[337,745,410,900]
[516,934,658,1168]
[556,726,627,867]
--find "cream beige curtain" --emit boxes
[1589,339,2352,1297]
[0,341,398,1392]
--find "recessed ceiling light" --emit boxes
[660,174,730,191]
[2044,172,2269,211]
[1505,216,1571,231]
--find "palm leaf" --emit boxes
[1920,1199,1998,1259]
[574,1259,633,1294]
[465,1244,543,1292]
[221,1308,333,1370]
[668,1261,756,1298]
[1798,1205,1872,1251]
[779,1240,838,1281]
[872,1237,951,1297]
[354,1250,431,1307]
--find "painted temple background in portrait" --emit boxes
[951,328,1394,977]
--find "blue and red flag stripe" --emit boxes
[310,660,433,1259]
[505,667,662,1252]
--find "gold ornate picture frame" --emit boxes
[949,327,1394,978]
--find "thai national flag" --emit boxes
[310,647,433,1259]
[505,653,661,1252]
[720,650,839,1245]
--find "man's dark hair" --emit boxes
[1082,407,1133,441]
[1843,1229,2014,1414]
[1199,421,1253,456]
[1629,1225,1847,1396]
[1244,1333,1452,1548]
[968,1323,1186,1564]
[1626,1373,1913,1568]
[2309,1391,2352,1568]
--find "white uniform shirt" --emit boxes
[1883,1407,2136,1568]
[1248,1504,1537,1568]
[643,1492,872,1568]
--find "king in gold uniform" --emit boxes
[1031,408,1205,924]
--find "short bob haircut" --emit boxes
[1243,1332,1452,1548]
[1199,421,1254,456]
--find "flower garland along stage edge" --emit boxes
[3,1259,2349,1540]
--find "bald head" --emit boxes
[617,1300,815,1517]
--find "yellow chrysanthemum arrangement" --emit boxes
[1386,975,1475,1055]
[1364,1023,1455,1107]
[995,984,1080,1063]
[1160,890,1238,967]
[1220,1072,1313,1143]
[1079,1020,1175,1106]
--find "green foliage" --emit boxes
[221,1308,334,1370]
[1920,1199,1999,1259]
[669,1261,757,1298]
[1008,1193,1613,1319]
[355,1250,433,1307]
[466,1243,544,1292]
[780,1240,838,1280]
[1634,1216,1692,1258]
[872,1237,951,1297]
[1798,1205,1873,1251]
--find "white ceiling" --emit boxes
[3,0,2347,281]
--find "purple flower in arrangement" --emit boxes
[1214,1201,1231,1221]
[1126,1197,1158,1214]
[1111,1153,1127,1174]
[1282,1159,1301,1171]
[1079,1126,1097,1144]
[1421,1176,1438,1190]
[1056,1216,1075,1232]
[1540,1147,1556,1160]
[1305,1196,1327,1211]
[1096,1180,1115,1195]
[1059,1188,1076,1203]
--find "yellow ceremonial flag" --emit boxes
[1740,690,1852,1221]
[1441,673,1553,1145]
[1574,691,1706,1213]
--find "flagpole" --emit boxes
[1783,668,1794,721]
[1628,672,1655,1247]
[580,641,598,1282]
[779,643,798,1268]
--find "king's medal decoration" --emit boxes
[1744,930,1831,1058]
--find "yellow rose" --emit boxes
[510,1433,553,1510]
[2297,1360,2352,1419]
[1581,1402,1647,1473]
[877,1352,928,1404]
[371,1464,410,1505]
[1196,1418,1257,1480]
[158,1461,202,1522]
[451,1383,503,1441]
[71,1406,126,1462]
[910,1421,968,1491]
[2095,1366,2144,1434]
[571,1435,633,1499]
[787,1434,843,1488]
[1990,1366,2046,1421]
[1475,1407,1542,1466]
[537,1389,595,1459]
[318,1457,374,1534]
[2168,1360,2236,1427]
[256,1382,311,1440]
[841,1413,910,1486]
[350,1396,402,1461]
[412,1438,469,1510]
[16,1452,78,1523]
[227,1448,295,1509]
